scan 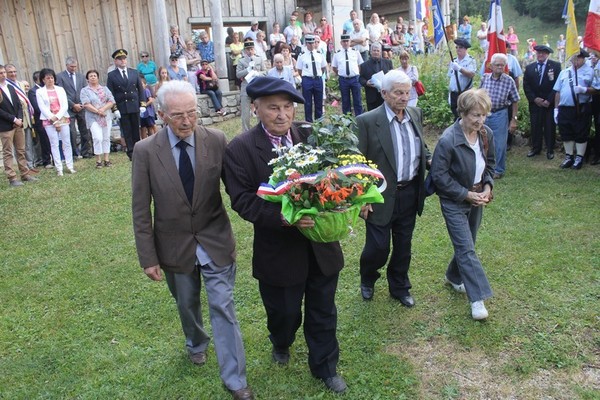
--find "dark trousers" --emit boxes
[528,103,556,153]
[301,77,324,122]
[33,121,51,165]
[119,111,141,160]
[360,181,418,298]
[69,111,91,157]
[590,95,600,157]
[339,76,363,116]
[450,91,460,120]
[366,97,384,112]
[258,252,339,379]
[558,104,592,143]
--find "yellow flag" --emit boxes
[564,0,579,59]
[426,0,434,36]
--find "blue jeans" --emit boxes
[339,76,363,116]
[201,89,223,111]
[440,198,492,302]
[485,109,508,175]
[301,76,323,122]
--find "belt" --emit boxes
[303,76,321,79]
[339,75,357,79]
[491,106,508,113]
[397,179,416,189]
[470,182,483,192]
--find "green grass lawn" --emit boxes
[1,114,598,399]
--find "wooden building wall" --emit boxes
[0,0,296,85]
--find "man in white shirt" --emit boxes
[296,35,327,122]
[331,34,364,116]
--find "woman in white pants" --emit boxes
[80,70,115,168]
[36,68,75,176]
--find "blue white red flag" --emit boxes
[416,0,427,21]
[584,0,600,52]
[431,0,446,46]
[485,0,507,73]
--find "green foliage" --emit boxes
[309,113,360,162]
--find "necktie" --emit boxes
[538,63,544,82]
[311,51,318,77]
[176,141,194,204]
[70,72,76,87]
[395,116,412,181]
[122,69,127,81]
[345,49,350,77]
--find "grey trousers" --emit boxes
[440,198,493,302]
[165,261,247,391]
[240,89,252,133]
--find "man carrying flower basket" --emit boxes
[223,76,349,394]
[357,69,431,307]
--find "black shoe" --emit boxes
[527,150,539,157]
[321,375,347,393]
[572,155,584,170]
[591,156,600,165]
[560,155,574,169]
[393,295,415,308]
[546,152,554,160]
[271,346,290,365]
[360,284,374,300]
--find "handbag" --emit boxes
[206,80,219,90]
[415,80,426,97]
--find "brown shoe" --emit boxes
[28,168,40,174]
[231,387,254,400]
[189,351,206,365]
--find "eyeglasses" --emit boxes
[315,31,322,34]
[141,55,149,58]
[166,110,197,121]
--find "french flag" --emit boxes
[485,0,507,73]
[584,0,600,52]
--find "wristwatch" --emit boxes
[513,116,518,120]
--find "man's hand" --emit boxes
[73,104,84,112]
[451,62,461,72]
[114,110,121,120]
[13,118,23,127]
[144,265,163,281]
[293,215,315,228]
[509,118,517,133]
[139,107,146,114]
[554,108,559,124]
[359,204,373,220]
[573,85,587,95]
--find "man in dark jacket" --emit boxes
[223,76,347,394]
[359,42,393,111]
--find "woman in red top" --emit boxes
[196,60,225,115]
[319,16,334,62]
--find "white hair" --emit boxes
[156,80,196,113]
[382,70,412,91]
[490,53,508,64]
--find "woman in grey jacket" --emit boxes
[430,88,495,320]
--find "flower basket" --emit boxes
[256,114,386,243]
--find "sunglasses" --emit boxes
[141,55,149,58]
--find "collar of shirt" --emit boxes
[384,103,411,125]
[263,124,292,148]
[167,127,195,149]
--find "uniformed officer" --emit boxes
[448,39,477,119]
[236,40,267,132]
[331,34,364,116]
[588,50,600,165]
[296,35,327,122]
[106,49,147,160]
[553,49,595,169]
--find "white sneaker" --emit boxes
[57,170,63,177]
[471,301,489,320]
[67,168,77,174]
[445,277,466,293]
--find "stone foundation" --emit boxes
[196,91,241,126]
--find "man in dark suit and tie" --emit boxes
[0,64,37,186]
[131,80,253,400]
[356,69,430,307]
[107,49,147,160]
[223,76,347,394]
[359,42,393,111]
[523,45,561,159]
[56,57,92,158]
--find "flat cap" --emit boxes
[575,48,590,58]
[534,44,553,53]
[246,76,305,103]
[112,49,128,59]
[454,39,471,49]
[251,20,259,25]
[244,40,255,49]
[341,34,351,41]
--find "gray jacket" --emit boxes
[431,120,495,203]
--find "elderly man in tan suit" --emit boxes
[131,80,253,400]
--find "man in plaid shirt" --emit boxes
[480,53,520,179]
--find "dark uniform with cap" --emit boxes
[448,39,477,119]
[523,44,562,159]
[331,34,364,116]
[106,49,147,160]
[223,76,347,394]
[553,49,595,169]
[296,35,327,122]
